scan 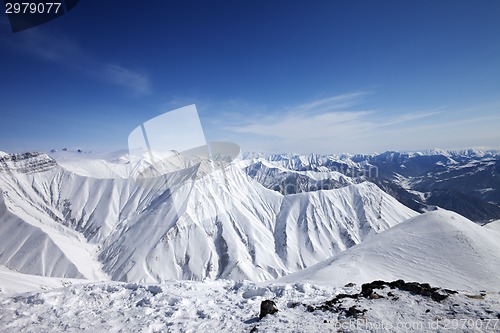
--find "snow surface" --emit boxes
[0,266,88,295]
[484,219,500,232]
[49,150,131,178]
[277,209,500,291]
[1,277,499,332]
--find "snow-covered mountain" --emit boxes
[0,151,416,283]
[1,149,499,332]
[277,209,500,291]
[241,158,356,194]
[242,149,500,222]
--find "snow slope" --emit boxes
[484,219,500,232]
[1,278,499,333]
[0,195,85,279]
[0,266,88,295]
[49,150,131,179]
[277,209,500,291]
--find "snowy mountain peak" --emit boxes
[278,209,500,291]
[0,152,57,174]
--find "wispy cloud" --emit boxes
[289,91,371,114]
[102,64,151,96]
[225,92,377,141]
[204,93,499,154]
[0,23,151,95]
[230,110,373,140]
[373,109,444,129]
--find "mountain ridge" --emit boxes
[0,151,416,283]
[242,149,500,222]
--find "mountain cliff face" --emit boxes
[0,152,57,174]
[0,151,416,283]
[243,159,355,194]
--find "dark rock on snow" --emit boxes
[259,300,278,319]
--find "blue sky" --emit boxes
[0,0,499,154]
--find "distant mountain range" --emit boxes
[0,148,498,286]
[243,149,500,222]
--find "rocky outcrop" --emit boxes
[259,300,278,319]
[0,152,57,173]
[304,280,459,318]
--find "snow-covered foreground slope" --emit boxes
[277,209,500,291]
[0,266,88,295]
[0,152,417,283]
[1,278,499,333]
[484,219,500,232]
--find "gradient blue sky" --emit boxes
[1,0,499,154]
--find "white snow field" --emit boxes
[0,269,499,332]
[1,151,499,332]
[484,219,500,232]
[0,265,88,295]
